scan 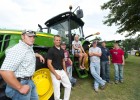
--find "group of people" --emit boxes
[72,34,125,92]
[72,35,125,92]
[0,30,125,100]
[89,41,125,92]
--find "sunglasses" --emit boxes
[23,30,36,34]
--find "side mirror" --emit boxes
[76,9,83,18]
[38,24,43,32]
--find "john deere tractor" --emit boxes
[0,6,99,100]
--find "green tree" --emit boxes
[94,36,102,41]
[101,0,140,37]
[122,36,140,51]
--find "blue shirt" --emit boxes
[100,46,110,61]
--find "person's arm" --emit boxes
[35,53,45,63]
[122,50,125,65]
[89,48,102,57]
[79,41,85,53]
[108,56,111,64]
[47,59,61,80]
[0,70,30,94]
[80,46,85,53]
[108,49,111,64]
[0,49,30,94]
[122,55,125,65]
[62,59,67,72]
[89,52,101,57]
[68,58,73,66]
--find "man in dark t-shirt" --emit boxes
[47,35,71,100]
[100,41,111,83]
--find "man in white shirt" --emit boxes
[89,41,106,92]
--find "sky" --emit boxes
[0,0,131,41]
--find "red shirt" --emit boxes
[110,48,124,64]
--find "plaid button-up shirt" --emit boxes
[0,40,36,78]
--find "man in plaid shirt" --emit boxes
[0,30,45,100]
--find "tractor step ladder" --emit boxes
[73,57,88,78]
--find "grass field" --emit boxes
[69,55,140,100]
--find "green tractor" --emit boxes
[0,6,98,100]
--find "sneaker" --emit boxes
[115,80,119,84]
[94,88,98,93]
[71,82,76,87]
[101,83,106,90]
[120,80,123,83]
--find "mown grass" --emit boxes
[69,55,140,100]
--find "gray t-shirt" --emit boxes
[89,47,101,62]
[72,41,82,54]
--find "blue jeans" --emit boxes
[90,62,106,89]
[101,61,110,82]
[113,63,123,81]
[67,66,77,84]
[5,80,38,100]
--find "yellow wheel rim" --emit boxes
[136,52,139,56]
[32,68,53,100]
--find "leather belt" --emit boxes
[17,76,32,81]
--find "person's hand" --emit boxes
[39,55,45,63]
[108,61,111,64]
[55,74,61,80]
[70,62,73,66]
[122,62,125,66]
[18,85,30,94]
[78,48,81,51]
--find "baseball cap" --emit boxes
[92,40,97,44]
[61,41,66,45]
[22,30,36,37]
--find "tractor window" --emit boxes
[0,35,4,52]
[71,27,82,37]
[3,35,10,51]
[50,21,69,43]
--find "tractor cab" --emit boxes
[44,11,85,52]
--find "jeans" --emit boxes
[5,80,38,100]
[67,66,77,84]
[101,61,110,82]
[90,62,106,89]
[114,63,124,81]
[51,70,71,100]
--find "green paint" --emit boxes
[0,29,54,66]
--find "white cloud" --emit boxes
[0,0,128,40]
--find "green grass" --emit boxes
[69,55,140,100]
